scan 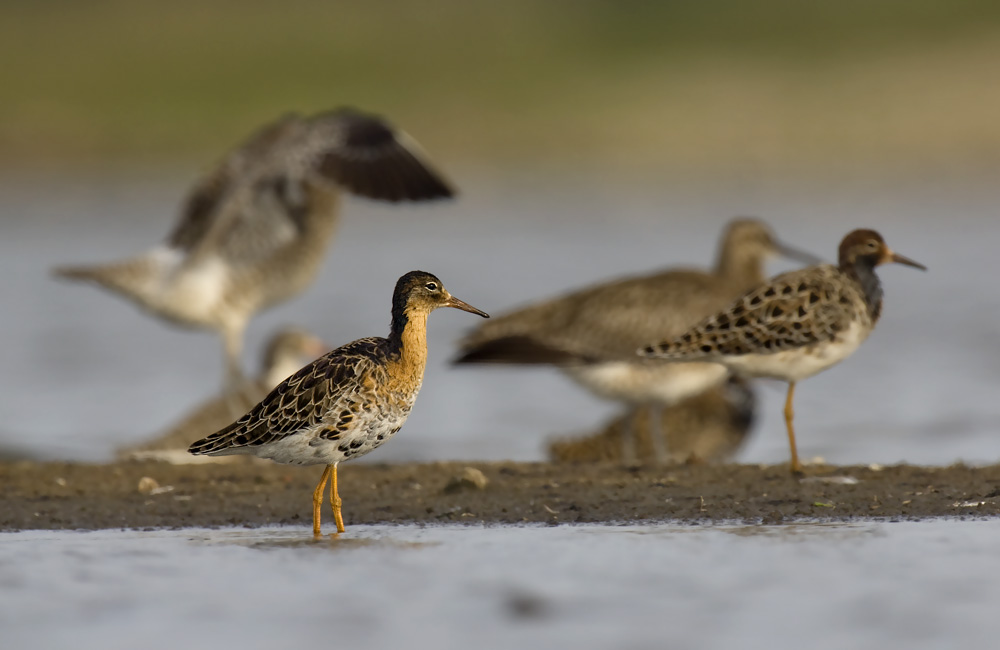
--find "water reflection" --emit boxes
[2,521,999,650]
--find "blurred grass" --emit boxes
[3,0,1000,176]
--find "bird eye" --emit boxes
[425,282,439,291]
[867,241,878,250]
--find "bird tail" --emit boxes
[453,335,579,365]
[52,263,116,284]
[638,337,690,359]
[52,253,165,302]
[188,419,261,457]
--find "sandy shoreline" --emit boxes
[3,460,999,532]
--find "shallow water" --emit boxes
[2,520,999,650]
[1,170,999,465]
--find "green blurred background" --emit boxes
[3,0,1000,179]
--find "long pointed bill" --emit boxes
[889,250,927,271]
[444,296,490,318]
[775,240,824,265]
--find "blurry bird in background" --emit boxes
[55,108,454,402]
[117,327,328,464]
[548,376,756,465]
[455,218,817,463]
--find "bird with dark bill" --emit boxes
[189,271,488,536]
[640,229,925,475]
[55,108,454,397]
[455,218,817,463]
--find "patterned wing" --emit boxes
[641,266,854,359]
[189,337,388,455]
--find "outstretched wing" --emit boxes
[167,108,453,269]
[640,266,853,359]
[307,107,454,202]
[189,337,388,455]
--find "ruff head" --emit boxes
[838,229,926,271]
[393,271,490,318]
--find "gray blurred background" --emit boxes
[3,0,999,464]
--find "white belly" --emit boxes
[722,320,870,382]
[250,404,414,467]
[564,360,728,406]
[153,251,230,326]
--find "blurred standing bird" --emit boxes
[547,376,756,464]
[189,271,489,536]
[117,327,328,464]
[55,108,454,398]
[640,229,925,475]
[454,218,816,462]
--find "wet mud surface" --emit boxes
[2,460,1000,532]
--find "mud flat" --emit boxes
[2,460,999,532]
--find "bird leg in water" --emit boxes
[312,464,334,536]
[784,381,803,476]
[329,463,345,533]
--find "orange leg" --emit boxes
[312,465,334,537]
[784,381,803,476]
[329,463,345,533]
